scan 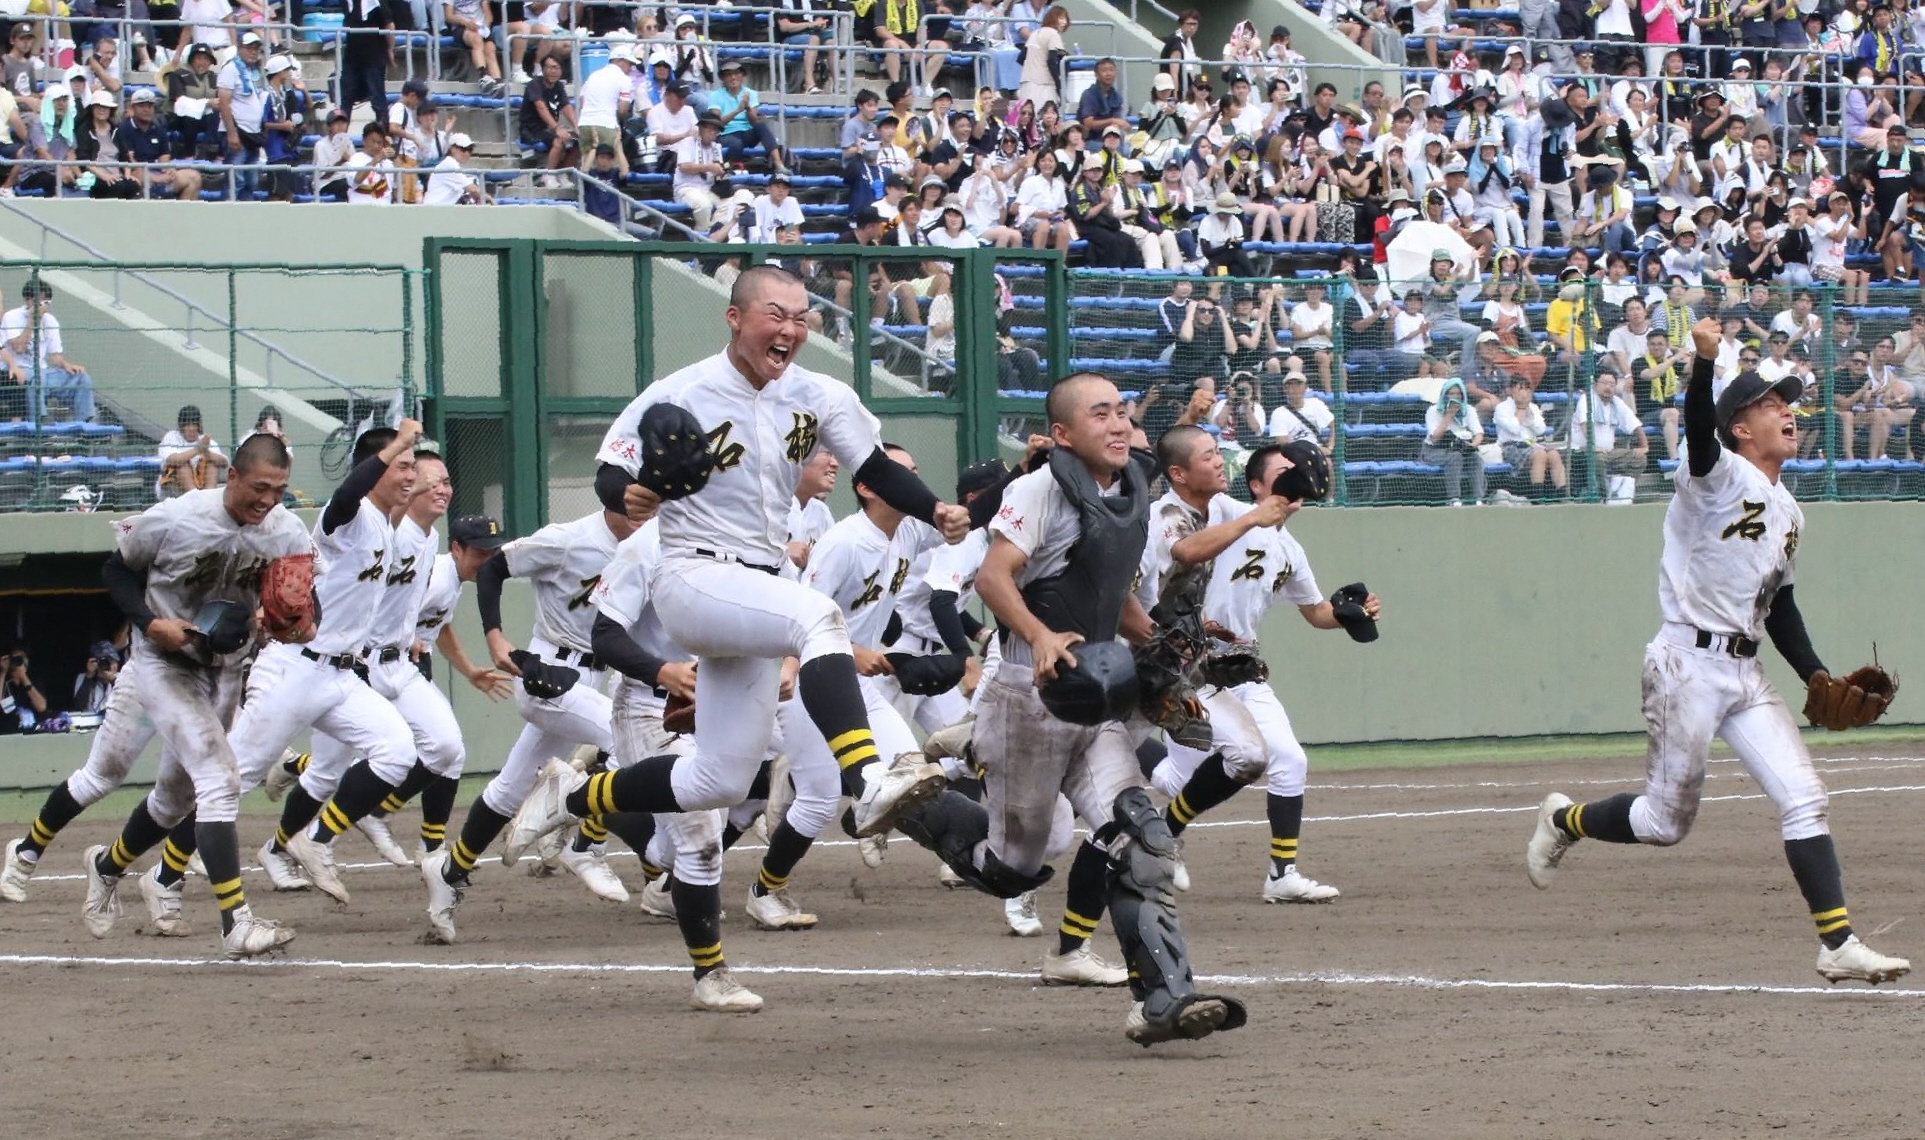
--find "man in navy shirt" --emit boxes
[1076,58,1130,148]
[113,89,204,201]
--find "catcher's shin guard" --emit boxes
[893,790,1053,899]
[1103,788,1247,1032]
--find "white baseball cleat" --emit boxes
[936,859,965,889]
[420,848,463,945]
[1526,792,1576,890]
[690,967,764,1013]
[81,846,123,939]
[221,905,296,959]
[1004,890,1044,937]
[1261,867,1341,904]
[849,752,945,838]
[858,831,888,869]
[920,718,974,762]
[262,749,303,803]
[283,831,350,904]
[1,837,35,902]
[637,875,676,919]
[357,816,413,867]
[1172,853,1192,893]
[500,758,587,867]
[1816,935,1912,985]
[1041,945,1129,987]
[746,885,818,930]
[185,852,206,878]
[257,838,313,892]
[137,866,188,937]
[560,843,631,903]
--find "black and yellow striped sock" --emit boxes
[1055,841,1110,956]
[447,801,513,881]
[418,775,460,851]
[573,816,611,854]
[312,762,398,841]
[794,655,884,797]
[419,822,448,849]
[753,821,814,898]
[671,880,726,979]
[213,875,246,914]
[1554,792,1639,844]
[274,786,325,852]
[372,760,434,821]
[288,752,311,775]
[1270,837,1299,875]
[1267,792,1304,876]
[377,794,408,816]
[1164,752,1249,837]
[1786,835,1853,949]
[563,756,683,817]
[155,836,193,889]
[196,819,246,934]
[101,836,137,875]
[20,780,85,859]
[754,866,788,896]
[639,858,665,882]
[96,797,171,878]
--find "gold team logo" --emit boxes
[707,422,746,471]
[785,412,820,465]
[1722,501,1767,542]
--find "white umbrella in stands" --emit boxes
[1385,221,1477,297]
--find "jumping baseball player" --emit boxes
[500,265,969,1008]
[1142,430,1379,903]
[73,433,312,957]
[899,371,1248,1045]
[418,503,639,908]
[1527,317,1910,985]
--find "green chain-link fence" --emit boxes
[0,259,416,514]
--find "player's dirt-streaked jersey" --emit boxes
[503,511,624,653]
[413,551,460,657]
[368,517,440,651]
[596,353,882,568]
[113,488,314,664]
[1204,516,1324,644]
[591,518,690,670]
[803,511,943,647]
[1661,447,1801,641]
[306,500,398,657]
[989,467,1132,665]
[1133,490,1247,612]
[895,528,989,646]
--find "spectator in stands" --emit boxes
[517,54,577,187]
[215,30,267,198]
[0,646,48,734]
[1631,326,1687,457]
[387,77,434,169]
[1568,368,1648,502]
[775,0,832,95]
[873,115,914,180]
[157,403,228,496]
[1545,279,1599,370]
[111,87,202,200]
[644,77,698,179]
[577,46,635,180]
[422,132,485,205]
[1844,63,1901,148]
[841,88,882,157]
[1213,370,1266,445]
[1068,157,1137,268]
[1606,295,1654,374]
[1115,159,1179,270]
[1267,371,1334,451]
[240,405,291,471]
[1,281,90,423]
[504,0,566,87]
[71,91,136,198]
[1014,146,1073,251]
[1493,374,1566,493]
[1159,8,1201,91]
[313,107,354,201]
[1075,57,1128,143]
[1280,280,1335,391]
[1199,191,1255,277]
[1573,164,1636,256]
[1016,4,1067,110]
[256,58,309,201]
[1226,287,1282,379]
[710,59,786,174]
[1168,294,1233,391]
[440,0,503,95]
[960,144,1023,246]
[165,43,221,159]
[85,36,123,100]
[672,111,725,232]
[345,122,396,204]
[1422,378,1486,506]
[665,13,718,109]
[71,639,120,716]
[1815,189,1868,305]
[1770,288,1822,347]
[743,170,801,242]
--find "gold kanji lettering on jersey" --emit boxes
[707,422,747,471]
[785,412,820,465]
[1722,501,1767,542]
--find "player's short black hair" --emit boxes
[728,263,805,310]
[1242,442,1287,499]
[233,432,292,474]
[1044,371,1114,429]
[353,426,398,467]
[1155,425,1209,475]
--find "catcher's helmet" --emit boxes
[1038,639,1140,726]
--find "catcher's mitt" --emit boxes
[509,649,581,701]
[258,553,318,641]
[1135,626,1212,750]
[885,652,968,696]
[1803,666,1898,731]
[663,692,695,735]
[634,402,715,502]
[1330,582,1378,644]
[1202,644,1270,689]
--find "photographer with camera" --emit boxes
[1213,370,1268,445]
[73,639,122,716]
[1421,377,1487,506]
[0,647,47,734]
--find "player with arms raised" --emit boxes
[1526,318,1910,985]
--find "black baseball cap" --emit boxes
[956,458,1008,499]
[1715,370,1802,434]
[449,514,509,549]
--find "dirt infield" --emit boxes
[4,747,1925,1140]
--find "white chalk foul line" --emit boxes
[1312,756,1925,793]
[0,951,1914,1001]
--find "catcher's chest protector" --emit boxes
[1018,448,1149,644]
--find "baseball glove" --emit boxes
[634,402,715,502]
[1202,644,1270,689]
[258,553,318,641]
[663,692,695,735]
[1134,626,1212,750]
[885,652,969,696]
[1803,666,1899,731]
[1330,582,1379,644]
[191,599,254,656]
[509,649,581,701]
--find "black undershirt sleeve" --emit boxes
[927,589,973,656]
[1684,354,1720,478]
[590,612,670,686]
[854,446,941,525]
[101,552,156,633]
[1764,584,1827,683]
[960,610,985,640]
[595,462,636,516]
[476,551,512,635]
[321,454,390,534]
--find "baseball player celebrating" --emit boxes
[500,265,968,1006]
[1527,318,1910,986]
[901,372,1248,1045]
[785,447,838,570]
[75,433,312,956]
[1141,429,1378,903]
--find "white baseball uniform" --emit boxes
[227,497,419,798]
[413,551,460,654]
[782,494,836,581]
[885,529,987,731]
[1632,447,1825,845]
[479,510,626,818]
[111,488,314,825]
[595,351,885,814]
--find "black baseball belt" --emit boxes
[1693,629,1759,658]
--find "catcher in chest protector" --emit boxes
[1526,318,1909,986]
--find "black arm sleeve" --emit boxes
[854,446,941,525]
[101,552,156,634]
[476,551,512,635]
[595,462,636,516]
[1764,584,1827,683]
[927,589,973,656]
[960,610,985,640]
[1684,354,1720,478]
[590,612,670,686]
[322,453,391,534]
